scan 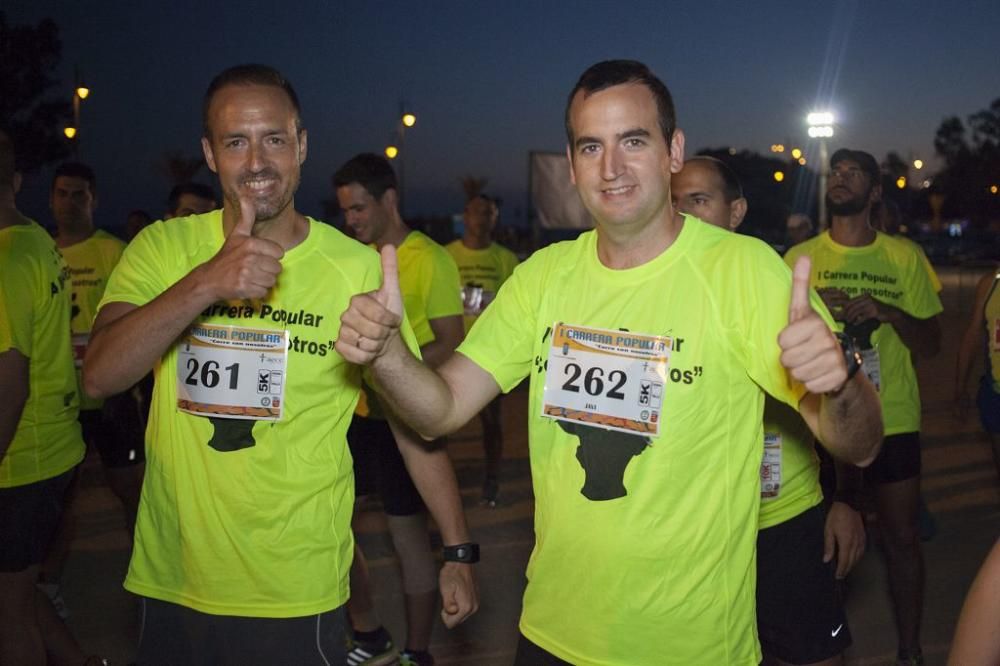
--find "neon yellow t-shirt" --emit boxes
[99,211,415,617]
[984,269,1000,391]
[59,229,126,410]
[445,240,519,333]
[894,235,942,293]
[758,396,822,529]
[785,231,943,435]
[398,231,463,347]
[0,221,84,487]
[457,216,819,666]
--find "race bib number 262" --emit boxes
[542,322,671,436]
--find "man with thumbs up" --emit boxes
[786,148,943,666]
[338,60,881,665]
[82,65,476,664]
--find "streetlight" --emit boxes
[913,159,924,170]
[807,111,834,227]
[65,68,90,158]
[392,102,416,215]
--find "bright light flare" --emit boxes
[401,113,416,127]
[64,126,77,139]
[807,111,834,126]
[384,145,399,159]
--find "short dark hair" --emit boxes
[333,153,398,201]
[52,161,97,195]
[0,130,14,190]
[202,64,302,138]
[686,156,744,203]
[565,59,677,149]
[167,182,217,213]
[830,148,880,184]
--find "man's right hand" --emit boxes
[199,198,284,301]
[336,244,404,364]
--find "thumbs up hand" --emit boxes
[777,256,848,394]
[200,198,284,301]
[336,245,405,365]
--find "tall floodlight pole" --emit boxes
[807,112,834,228]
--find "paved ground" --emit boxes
[60,265,999,665]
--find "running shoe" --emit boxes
[345,627,397,666]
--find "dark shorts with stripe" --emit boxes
[135,597,347,666]
[757,504,851,664]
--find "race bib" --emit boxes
[71,333,89,369]
[176,323,288,421]
[542,322,670,436]
[861,347,881,392]
[760,432,782,498]
[461,284,496,316]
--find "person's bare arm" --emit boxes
[948,538,1000,666]
[336,246,501,439]
[0,349,29,463]
[421,315,464,369]
[84,200,283,399]
[781,257,883,466]
[955,270,995,412]
[843,294,941,358]
[388,416,479,627]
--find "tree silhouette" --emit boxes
[460,175,488,202]
[933,98,1000,225]
[0,12,72,173]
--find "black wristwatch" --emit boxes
[442,543,480,564]
[835,332,863,382]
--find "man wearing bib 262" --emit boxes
[82,64,477,665]
[336,60,883,665]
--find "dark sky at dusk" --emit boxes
[8,0,1000,231]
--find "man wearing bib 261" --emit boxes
[336,60,883,665]
[82,64,477,665]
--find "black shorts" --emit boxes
[757,504,851,664]
[347,415,424,516]
[80,391,146,468]
[863,432,921,485]
[514,634,572,665]
[135,597,346,666]
[0,469,75,572]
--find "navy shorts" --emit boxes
[348,415,425,516]
[863,432,921,485]
[0,468,75,572]
[757,504,851,663]
[978,376,1000,433]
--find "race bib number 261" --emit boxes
[177,323,288,421]
[542,322,671,436]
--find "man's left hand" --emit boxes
[823,501,866,578]
[778,256,848,394]
[439,562,479,628]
